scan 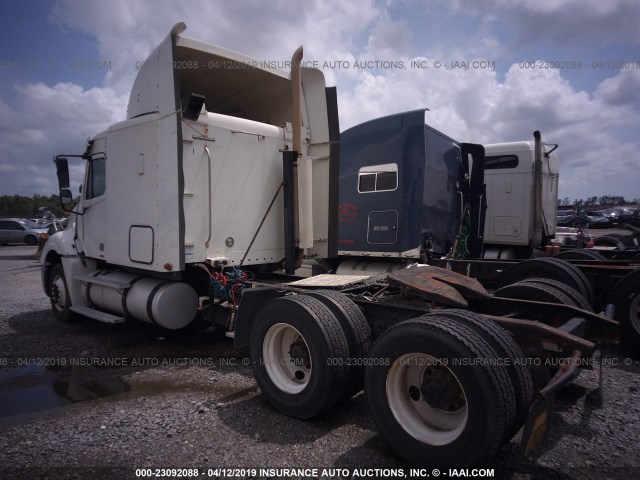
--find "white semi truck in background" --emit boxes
[42,23,639,469]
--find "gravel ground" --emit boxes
[0,244,639,480]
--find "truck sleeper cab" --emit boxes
[338,110,486,263]
[482,140,559,259]
[42,22,337,328]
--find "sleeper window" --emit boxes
[357,163,398,193]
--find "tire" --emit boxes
[496,258,594,307]
[593,235,626,252]
[553,249,605,261]
[607,233,639,248]
[494,280,580,307]
[249,295,350,419]
[365,315,515,468]
[611,269,640,353]
[49,263,77,322]
[304,290,372,398]
[425,309,534,440]
[545,258,594,306]
[519,277,592,311]
[24,235,38,246]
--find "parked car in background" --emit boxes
[0,218,48,245]
[602,207,636,226]
[624,209,640,228]
[583,211,611,228]
[557,209,611,228]
[556,211,577,226]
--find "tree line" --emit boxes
[0,195,65,218]
[557,195,639,208]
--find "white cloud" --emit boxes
[337,57,640,200]
[441,0,640,48]
[594,69,640,107]
[363,15,411,59]
[0,0,638,203]
[48,0,382,95]
[0,164,19,173]
[497,0,630,16]
[0,82,126,195]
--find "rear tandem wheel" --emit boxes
[423,309,534,440]
[495,257,594,308]
[553,249,605,261]
[304,290,372,398]
[494,279,587,310]
[365,315,516,468]
[611,268,640,352]
[249,295,350,419]
[515,277,593,311]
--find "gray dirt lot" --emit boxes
[0,244,639,480]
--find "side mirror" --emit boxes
[54,156,70,189]
[60,188,74,206]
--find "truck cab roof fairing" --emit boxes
[127,24,296,127]
[127,23,183,119]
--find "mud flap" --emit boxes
[521,349,583,458]
[520,395,553,458]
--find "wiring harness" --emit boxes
[451,209,471,259]
[195,264,252,307]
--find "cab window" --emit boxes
[485,155,519,170]
[85,157,106,199]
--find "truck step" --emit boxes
[70,305,126,324]
[76,274,132,289]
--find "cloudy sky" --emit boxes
[1,0,639,203]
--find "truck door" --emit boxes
[76,148,108,260]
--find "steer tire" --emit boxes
[49,263,77,323]
[365,315,515,468]
[304,290,371,398]
[249,295,350,419]
[425,309,534,441]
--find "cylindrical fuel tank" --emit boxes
[86,271,198,330]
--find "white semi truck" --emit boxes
[42,23,638,469]
[482,138,559,259]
